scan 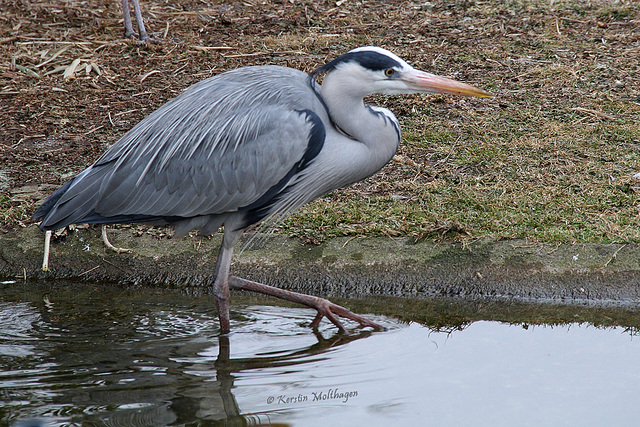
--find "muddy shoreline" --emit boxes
[1,226,639,307]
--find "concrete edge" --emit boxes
[1,225,639,306]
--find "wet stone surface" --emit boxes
[1,226,640,306]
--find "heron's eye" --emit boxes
[384,68,395,77]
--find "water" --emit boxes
[1,281,639,426]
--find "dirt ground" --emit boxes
[1,0,638,238]
[0,0,494,195]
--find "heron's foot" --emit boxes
[133,34,160,44]
[101,226,132,254]
[124,30,163,44]
[124,34,150,43]
[308,298,382,332]
[228,275,383,332]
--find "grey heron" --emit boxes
[34,46,491,334]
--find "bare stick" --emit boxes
[42,230,52,271]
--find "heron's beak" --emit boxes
[405,70,493,97]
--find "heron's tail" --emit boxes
[33,167,105,231]
[34,165,186,231]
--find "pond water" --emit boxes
[1,280,639,426]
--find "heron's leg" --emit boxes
[213,231,240,334]
[101,225,132,254]
[228,276,383,332]
[122,0,149,41]
[122,0,136,38]
[130,0,150,42]
[42,230,52,271]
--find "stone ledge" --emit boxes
[1,225,639,305]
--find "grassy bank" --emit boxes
[286,1,640,243]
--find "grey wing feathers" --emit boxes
[36,66,326,230]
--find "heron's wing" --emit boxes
[36,67,326,229]
[95,108,316,217]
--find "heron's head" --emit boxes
[311,46,492,98]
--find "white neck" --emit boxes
[318,70,401,168]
